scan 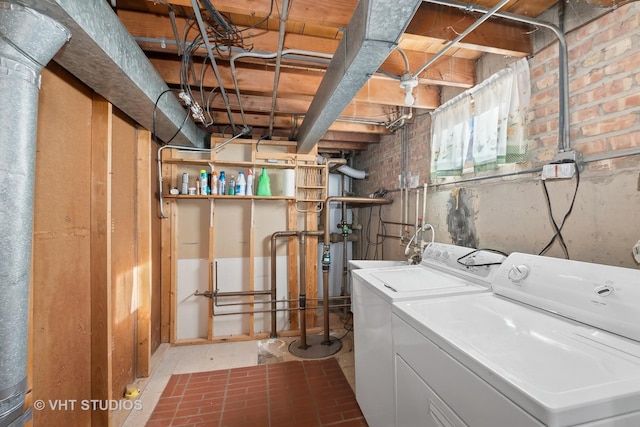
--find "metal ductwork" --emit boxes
[17,0,208,148]
[296,0,423,153]
[0,4,70,426]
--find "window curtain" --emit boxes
[430,92,472,178]
[471,58,530,171]
[430,58,530,177]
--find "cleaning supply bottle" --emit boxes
[236,171,246,195]
[199,169,208,195]
[256,167,271,196]
[246,168,254,196]
[181,172,189,195]
[228,174,236,195]
[218,171,226,195]
[211,171,218,195]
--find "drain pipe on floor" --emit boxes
[0,3,70,426]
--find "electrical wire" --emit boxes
[333,310,354,341]
[456,248,508,267]
[364,205,386,260]
[152,89,190,146]
[539,160,581,259]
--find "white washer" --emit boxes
[351,243,506,427]
[392,252,640,427]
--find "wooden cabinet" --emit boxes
[159,139,327,343]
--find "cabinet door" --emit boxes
[396,356,467,427]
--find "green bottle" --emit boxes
[256,167,271,196]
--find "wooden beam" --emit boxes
[150,57,440,109]
[159,0,358,29]
[318,140,372,151]
[406,3,532,57]
[322,130,382,143]
[90,94,113,427]
[121,9,475,87]
[207,111,390,134]
[179,90,397,120]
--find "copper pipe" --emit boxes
[322,196,392,344]
[212,301,352,316]
[269,230,323,342]
[210,294,351,310]
[271,231,299,338]
[298,233,308,349]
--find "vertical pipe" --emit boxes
[298,233,308,349]
[267,0,290,138]
[270,230,299,338]
[323,197,392,345]
[0,3,70,425]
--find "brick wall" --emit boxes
[352,3,640,266]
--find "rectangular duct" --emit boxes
[17,0,209,147]
[296,0,423,153]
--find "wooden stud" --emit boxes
[136,128,152,378]
[90,94,113,427]
[160,159,174,343]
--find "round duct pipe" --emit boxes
[335,164,368,180]
[0,3,70,425]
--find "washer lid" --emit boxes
[371,268,471,292]
[353,266,487,303]
[394,293,640,427]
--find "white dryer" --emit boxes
[392,252,640,427]
[351,243,506,427]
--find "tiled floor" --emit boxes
[121,312,359,427]
[145,358,365,426]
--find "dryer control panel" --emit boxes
[493,253,640,342]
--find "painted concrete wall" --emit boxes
[353,3,640,268]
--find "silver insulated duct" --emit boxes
[0,3,70,426]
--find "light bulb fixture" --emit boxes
[399,72,418,106]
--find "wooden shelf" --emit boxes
[163,159,296,170]
[160,145,326,343]
[164,194,295,200]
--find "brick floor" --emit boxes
[146,358,367,427]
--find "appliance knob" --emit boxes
[508,265,530,283]
[441,251,450,260]
[433,250,442,259]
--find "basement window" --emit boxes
[430,58,530,178]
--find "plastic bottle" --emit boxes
[211,171,218,195]
[181,172,189,195]
[256,167,271,196]
[218,171,226,195]
[246,169,254,196]
[228,174,236,195]
[236,171,246,195]
[200,169,208,195]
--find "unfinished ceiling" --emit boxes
[111,0,614,152]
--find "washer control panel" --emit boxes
[420,243,506,280]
